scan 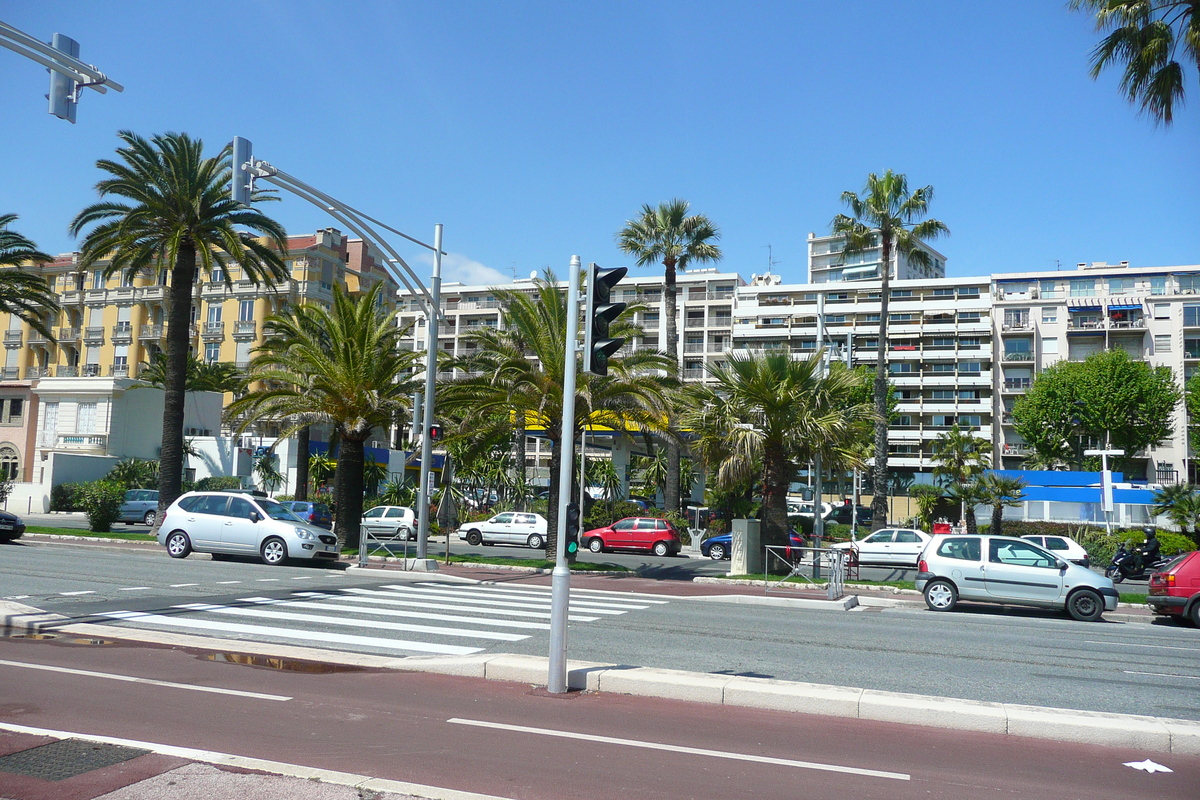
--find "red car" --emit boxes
[1146,551,1200,626]
[584,517,682,557]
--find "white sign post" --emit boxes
[1085,448,1125,535]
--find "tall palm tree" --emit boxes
[224,283,419,547]
[974,473,1026,537]
[0,214,58,339]
[439,272,674,554]
[832,171,948,531]
[70,131,288,522]
[137,353,246,394]
[1071,0,1199,125]
[616,199,722,515]
[682,351,874,546]
[930,424,992,524]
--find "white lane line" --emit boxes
[447,718,910,781]
[256,579,280,582]
[1087,640,1200,653]
[0,658,291,701]
[290,576,312,580]
[1125,670,1200,681]
[118,587,151,591]
[411,583,654,610]
[215,581,241,585]
[437,582,670,605]
[5,595,31,600]
[261,595,551,630]
[59,591,95,596]
[101,611,481,656]
[169,583,199,588]
[377,585,631,615]
[175,602,529,642]
[334,588,601,622]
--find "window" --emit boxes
[211,267,224,284]
[929,363,956,373]
[1154,303,1171,319]
[1041,308,1058,324]
[77,402,97,435]
[91,271,104,290]
[931,414,956,427]
[958,390,979,400]
[204,342,220,363]
[959,337,981,348]
[1155,334,1172,352]
[1108,277,1133,292]
[931,390,955,400]
[936,537,980,561]
[227,497,255,519]
[930,338,955,348]
[891,289,913,298]
[889,363,915,374]
[989,539,1056,569]
[959,362,982,373]
[1070,279,1095,297]
[207,305,222,323]
[933,288,955,297]
[239,300,255,322]
[0,445,18,481]
[958,288,980,298]
[0,398,23,425]
[1040,280,1061,298]
[895,531,922,543]
[1185,305,1200,327]
[958,414,981,427]
[1042,337,1059,355]
[958,312,982,322]
[1150,277,1167,295]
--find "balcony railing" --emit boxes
[109,364,130,378]
[55,366,78,377]
[233,320,257,337]
[83,326,105,344]
[42,433,107,449]
[1003,378,1032,392]
[1002,443,1030,455]
[0,367,17,380]
[1001,320,1033,331]
[111,324,133,342]
[683,343,705,353]
[1067,319,1103,330]
[202,321,225,338]
[3,331,21,347]
[682,368,706,380]
[136,286,167,302]
[139,324,164,340]
[81,364,102,377]
[26,366,49,379]
[58,327,80,340]
[685,318,706,329]
[1002,351,1034,362]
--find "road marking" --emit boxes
[436,582,669,606]
[1124,670,1200,681]
[59,591,95,596]
[102,610,482,655]
[5,595,30,600]
[118,587,150,591]
[0,658,291,701]
[215,581,241,585]
[174,601,529,642]
[1087,640,1200,653]
[413,583,655,610]
[260,595,551,630]
[256,578,280,582]
[333,588,601,622]
[169,583,199,588]
[378,585,631,614]
[447,718,910,781]
[290,576,312,580]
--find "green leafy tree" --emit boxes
[1012,349,1180,476]
[974,473,1026,537]
[617,199,722,515]
[0,214,58,339]
[78,480,127,533]
[70,131,288,526]
[909,484,943,530]
[1185,372,1200,457]
[832,171,948,530]
[105,457,159,490]
[224,283,419,547]
[681,350,874,547]
[931,424,992,522]
[1071,0,1199,125]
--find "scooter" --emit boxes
[1104,543,1171,583]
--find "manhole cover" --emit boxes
[66,638,118,646]
[0,739,148,781]
[5,633,57,641]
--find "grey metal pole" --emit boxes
[548,256,581,694]
[812,293,825,579]
[416,224,443,561]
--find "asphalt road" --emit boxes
[2,537,1197,720]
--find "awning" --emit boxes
[1108,304,1142,311]
[1068,304,1101,311]
[841,265,879,278]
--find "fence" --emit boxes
[357,523,417,569]
[764,545,848,600]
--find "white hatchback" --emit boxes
[829,527,931,567]
[1021,534,1091,568]
[360,505,418,541]
[458,512,548,549]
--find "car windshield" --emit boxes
[257,498,302,522]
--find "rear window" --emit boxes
[936,537,980,561]
[1043,537,1069,551]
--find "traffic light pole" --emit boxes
[0,21,124,122]
[415,224,443,559]
[548,255,582,694]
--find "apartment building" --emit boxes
[807,231,947,284]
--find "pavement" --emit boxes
[0,533,1191,800]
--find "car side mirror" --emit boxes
[1057,559,1068,571]
[249,511,260,523]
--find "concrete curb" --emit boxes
[4,599,1196,755]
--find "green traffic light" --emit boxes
[566,540,578,555]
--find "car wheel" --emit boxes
[465,530,482,546]
[143,510,156,526]
[923,579,957,612]
[588,537,604,553]
[1067,588,1105,622]
[165,531,191,559]
[709,543,727,560]
[527,533,545,549]
[1189,603,1200,627]
[260,537,288,566]
[652,541,670,557]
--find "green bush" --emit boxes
[78,480,127,533]
[195,475,242,491]
[50,482,86,512]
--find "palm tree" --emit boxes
[930,424,992,524]
[70,131,288,523]
[439,272,674,554]
[682,351,874,547]
[1152,483,1200,543]
[974,473,1026,537]
[137,353,246,394]
[944,482,983,535]
[832,171,948,531]
[105,457,159,490]
[616,199,722,515]
[1071,0,1199,125]
[0,214,58,339]
[224,283,419,548]
[909,484,943,530]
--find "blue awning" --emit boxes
[1068,305,1101,311]
[1108,304,1142,311]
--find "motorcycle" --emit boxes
[1104,543,1171,583]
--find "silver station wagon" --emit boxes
[915,535,1118,622]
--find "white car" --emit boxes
[830,527,932,567]
[1021,534,1091,568]
[458,512,548,549]
[360,505,418,541]
[916,534,1118,621]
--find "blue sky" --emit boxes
[2,1,1196,288]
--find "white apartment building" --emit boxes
[807,232,947,284]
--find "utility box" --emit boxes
[731,518,762,575]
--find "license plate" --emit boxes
[325,545,337,552]
[0,524,11,530]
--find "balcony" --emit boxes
[1003,378,1031,392]
[58,327,81,340]
[232,320,257,338]
[112,286,135,301]
[81,364,102,377]
[84,289,107,303]
[1067,319,1103,330]
[139,324,165,340]
[109,363,131,378]
[0,367,17,380]
[683,343,705,354]
[711,315,732,327]
[1002,442,1030,455]
[42,433,108,450]
[1001,321,1034,332]
[61,290,82,304]
[111,324,133,343]
[3,331,21,347]
[136,285,167,302]
[55,366,78,377]
[25,366,49,379]
[28,331,49,345]
[83,326,105,345]
[682,369,706,380]
[685,318,706,329]
[1108,317,1146,330]
[1002,351,1034,362]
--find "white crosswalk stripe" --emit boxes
[98,581,667,658]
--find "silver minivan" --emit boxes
[915,534,1119,621]
[157,491,339,565]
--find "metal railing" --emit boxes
[357,524,418,569]
[764,545,847,600]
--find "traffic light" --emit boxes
[428,423,443,442]
[564,502,581,555]
[231,137,253,205]
[47,33,80,123]
[584,263,627,376]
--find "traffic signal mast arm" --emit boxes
[0,21,124,122]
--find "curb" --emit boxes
[4,599,1196,756]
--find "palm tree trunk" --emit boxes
[991,505,1003,535]
[870,234,892,531]
[761,442,790,548]
[294,425,310,501]
[334,436,366,549]
[663,258,681,515]
[155,243,197,528]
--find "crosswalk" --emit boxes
[95,582,669,657]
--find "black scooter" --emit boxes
[1104,543,1170,583]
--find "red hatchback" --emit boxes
[1147,551,1200,626]
[584,517,682,557]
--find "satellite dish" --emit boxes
[530,271,537,279]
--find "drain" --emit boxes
[66,638,117,646]
[6,633,58,640]
[201,652,369,673]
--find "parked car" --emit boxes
[701,529,805,561]
[583,517,682,557]
[915,534,1118,622]
[279,500,332,530]
[1021,534,1091,568]
[0,510,25,542]
[1146,550,1200,626]
[458,511,548,548]
[827,503,874,527]
[118,488,160,526]
[829,528,932,567]
[157,491,339,565]
[360,505,418,541]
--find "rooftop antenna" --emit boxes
[509,262,519,280]
[764,244,781,276]
[1053,259,1062,271]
